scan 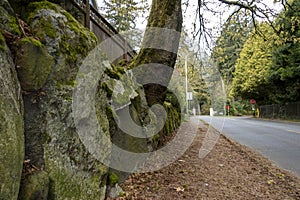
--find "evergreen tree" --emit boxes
[101,0,149,32]
[268,0,300,103]
[230,23,274,103]
[211,10,253,94]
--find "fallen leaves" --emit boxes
[174,187,184,192]
[267,179,276,185]
[113,123,300,200]
[21,159,43,178]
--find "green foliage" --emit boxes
[211,10,253,91]
[268,0,300,103]
[229,0,300,105]
[230,23,274,103]
[226,98,252,116]
[188,63,211,115]
[101,0,149,32]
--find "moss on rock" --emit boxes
[108,172,119,185]
[27,0,58,20]
[0,30,24,199]
[104,64,126,80]
[62,10,97,43]
[44,148,108,200]
[58,10,98,65]
[19,171,50,200]
[0,96,24,200]
[15,37,54,91]
[17,36,43,47]
[150,101,181,149]
[0,0,21,36]
[0,32,5,50]
[25,1,98,85]
[19,2,110,199]
[34,17,57,40]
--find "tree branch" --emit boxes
[217,0,255,11]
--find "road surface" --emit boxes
[198,116,300,177]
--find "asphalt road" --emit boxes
[198,116,300,177]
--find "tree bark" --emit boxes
[130,0,182,106]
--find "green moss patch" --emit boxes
[27,1,58,20]
[17,36,42,47]
[57,10,98,65]
[36,17,57,39]
[0,3,21,36]
[151,101,181,149]
[104,64,125,80]
[62,10,98,43]
[108,172,119,185]
[15,37,54,91]
[0,32,5,50]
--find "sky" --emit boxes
[96,0,282,52]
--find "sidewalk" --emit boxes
[108,120,300,199]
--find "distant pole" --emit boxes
[85,0,90,29]
[185,56,188,114]
[221,78,226,116]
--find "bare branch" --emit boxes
[217,0,255,11]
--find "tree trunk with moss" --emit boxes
[130,0,182,106]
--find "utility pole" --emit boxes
[185,56,188,115]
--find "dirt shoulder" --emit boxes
[108,121,300,199]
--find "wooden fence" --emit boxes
[56,0,136,62]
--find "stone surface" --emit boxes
[0,32,24,200]
[15,37,54,91]
[0,0,21,35]
[19,170,50,200]
[21,2,108,199]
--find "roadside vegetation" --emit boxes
[212,0,300,115]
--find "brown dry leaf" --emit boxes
[174,187,184,192]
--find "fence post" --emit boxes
[85,0,90,29]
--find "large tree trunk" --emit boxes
[130,0,182,106]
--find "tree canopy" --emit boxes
[211,10,253,93]
[230,23,274,103]
[229,0,300,105]
[268,0,300,103]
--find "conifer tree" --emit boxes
[101,0,149,32]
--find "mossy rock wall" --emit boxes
[0,0,183,199]
[17,2,108,199]
[0,32,24,199]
